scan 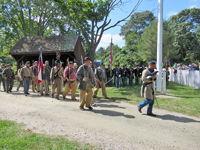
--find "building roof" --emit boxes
[9,35,79,54]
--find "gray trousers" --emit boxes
[23,77,30,94]
[5,78,14,93]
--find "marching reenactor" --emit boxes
[138,60,157,116]
[115,64,122,88]
[129,65,135,86]
[50,60,63,100]
[112,65,117,85]
[76,57,95,110]
[32,61,40,92]
[106,65,113,86]
[17,64,24,91]
[20,61,34,96]
[88,61,97,106]
[134,64,141,85]
[45,60,51,90]
[122,64,129,86]
[93,63,108,99]
[0,63,6,91]
[63,61,78,100]
[60,62,64,92]
[3,64,15,93]
[40,64,48,96]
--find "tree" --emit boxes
[119,11,156,65]
[137,21,175,64]
[1,0,74,66]
[54,0,143,63]
[168,8,200,63]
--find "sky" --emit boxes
[97,0,200,50]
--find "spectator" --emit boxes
[190,63,196,71]
[177,63,182,70]
[172,63,177,69]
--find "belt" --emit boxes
[24,76,30,78]
[69,79,76,81]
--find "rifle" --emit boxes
[67,58,71,88]
[81,56,95,88]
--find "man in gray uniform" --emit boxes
[45,60,51,91]
[76,57,95,110]
[3,64,15,93]
[138,60,157,116]
[0,63,6,91]
[93,63,108,99]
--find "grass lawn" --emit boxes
[0,120,95,150]
[95,81,200,118]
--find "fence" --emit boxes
[169,69,200,89]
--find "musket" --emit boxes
[81,56,94,88]
[67,57,71,88]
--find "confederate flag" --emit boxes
[109,37,113,65]
[37,51,43,84]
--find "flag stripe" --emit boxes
[37,52,43,84]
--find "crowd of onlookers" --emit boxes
[169,63,200,71]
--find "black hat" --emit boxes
[84,57,90,61]
[55,60,61,64]
[117,64,120,66]
[136,64,139,67]
[108,65,110,66]
[100,63,104,66]
[34,61,38,64]
[26,61,30,64]
[149,60,156,65]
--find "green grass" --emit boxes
[0,120,95,150]
[95,81,200,117]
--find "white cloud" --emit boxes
[167,11,178,18]
[97,34,124,50]
[190,5,196,8]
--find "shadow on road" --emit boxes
[92,109,135,119]
[156,114,200,123]
[96,103,126,109]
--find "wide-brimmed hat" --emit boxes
[84,57,90,61]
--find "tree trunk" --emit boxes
[88,45,95,66]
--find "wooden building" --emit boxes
[9,35,85,69]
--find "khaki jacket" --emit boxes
[20,66,34,79]
[50,66,63,80]
[141,68,155,100]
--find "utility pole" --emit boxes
[156,0,163,91]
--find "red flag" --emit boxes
[37,51,43,84]
[109,38,113,65]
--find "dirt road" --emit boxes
[0,89,200,150]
